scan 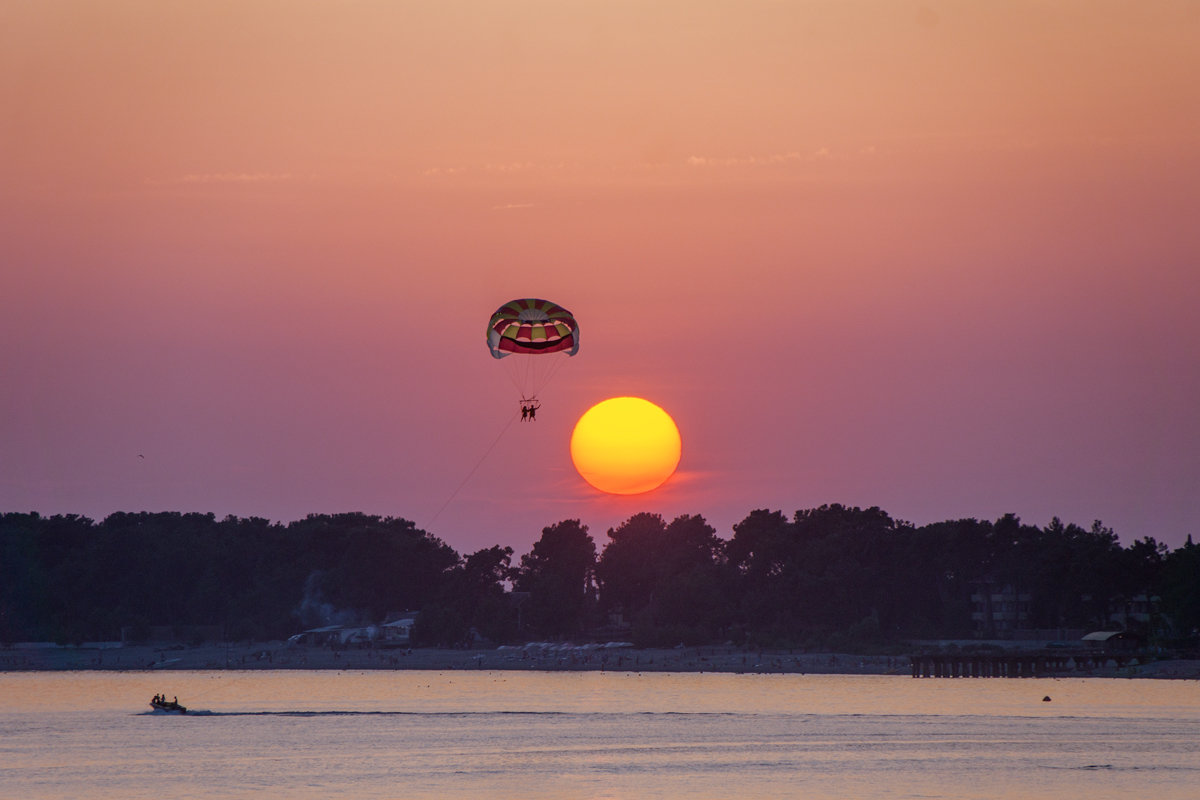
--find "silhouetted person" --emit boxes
[527,403,539,421]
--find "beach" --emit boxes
[0,642,899,674]
[3,642,1196,678]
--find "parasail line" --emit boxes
[429,407,521,525]
[538,350,569,389]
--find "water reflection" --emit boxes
[2,672,1197,800]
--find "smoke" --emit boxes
[294,572,359,629]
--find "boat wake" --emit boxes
[144,710,505,717]
[138,709,591,718]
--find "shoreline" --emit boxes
[2,643,1197,679]
[1,643,901,675]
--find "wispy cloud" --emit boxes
[484,162,535,173]
[181,172,294,183]
[422,161,564,178]
[686,152,805,168]
[492,202,535,210]
[144,172,300,186]
[686,148,854,168]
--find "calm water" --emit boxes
[1,671,1197,799]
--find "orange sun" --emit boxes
[570,397,681,495]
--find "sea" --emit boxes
[1,670,1196,799]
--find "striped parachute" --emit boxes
[487,298,579,401]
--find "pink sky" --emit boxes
[3,1,1198,554]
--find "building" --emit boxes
[286,612,419,648]
[380,613,418,645]
[970,584,1032,638]
[1108,594,1159,630]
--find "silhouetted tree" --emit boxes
[287,513,459,620]
[1160,535,1200,643]
[513,520,596,638]
[2,506,1195,651]
[414,545,516,647]
[597,512,726,645]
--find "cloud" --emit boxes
[144,172,300,186]
[492,203,535,210]
[422,161,564,178]
[484,162,535,173]
[686,151,808,168]
[180,172,294,183]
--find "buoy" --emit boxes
[1042,696,1052,702]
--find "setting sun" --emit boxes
[570,397,681,495]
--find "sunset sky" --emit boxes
[3,1,1198,555]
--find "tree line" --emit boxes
[1,507,1196,651]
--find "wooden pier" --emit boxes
[909,650,1132,678]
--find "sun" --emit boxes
[570,397,681,495]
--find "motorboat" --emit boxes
[150,696,187,714]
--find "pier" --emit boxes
[909,650,1134,678]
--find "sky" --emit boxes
[3,1,1198,556]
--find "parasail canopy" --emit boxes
[487,298,579,359]
[487,298,579,401]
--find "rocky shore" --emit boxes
[2,642,1196,678]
